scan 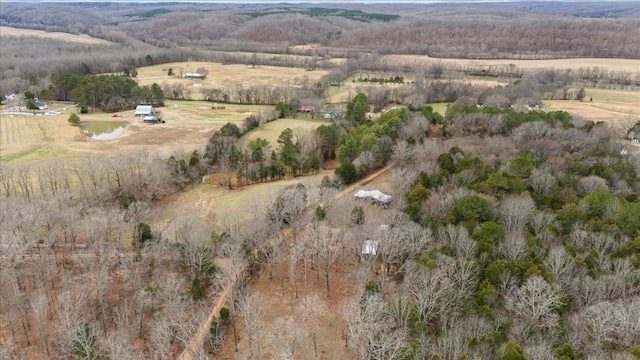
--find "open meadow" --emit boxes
[383,54,640,76]
[0,26,113,45]
[239,117,330,149]
[0,101,277,162]
[544,87,640,130]
[135,61,329,101]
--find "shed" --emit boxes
[135,105,157,117]
[184,72,206,79]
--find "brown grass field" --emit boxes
[135,61,329,101]
[383,54,640,75]
[544,87,640,127]
[0,26,113,45]
[0,101,277,162]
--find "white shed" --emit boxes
[354,190,392,206]
[134,105,157,117]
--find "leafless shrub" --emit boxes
[528,170,558,196]
[578,175,609,195]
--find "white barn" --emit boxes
[134,105,158,117]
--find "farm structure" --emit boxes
[184,72,206,79]
[134,105,158,117]
[35,99,47,110]
[354,189,392,207]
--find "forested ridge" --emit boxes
[2,2,640,359]
[2,2,640,96]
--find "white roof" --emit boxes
[354,190,392,204]
[361,240,378,255]
[135,105,156,115]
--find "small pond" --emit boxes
[80,121,128,140]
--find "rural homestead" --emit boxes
[1,1,640,360]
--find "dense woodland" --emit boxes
[2,2,640,96]
[1,2,640,360]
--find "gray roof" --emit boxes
[135,105,156,115]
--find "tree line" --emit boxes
[49,73,164,112]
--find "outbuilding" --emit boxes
[354,190,393,207]
[134,105,158,117]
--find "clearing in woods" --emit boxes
[383,54,640,75]
[239,117,330,149]
[214,166,396,360]
[135,61,329,100]
[544,87,640,127]
[0,26,113,45]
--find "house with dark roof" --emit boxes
[34,99,47,110]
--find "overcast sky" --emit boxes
[4,0,636,3]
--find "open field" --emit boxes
[383,54,640,75]
[0,26,113,45]
[544,87,640,126]
[239,117,330,149]
[135,61,330,100]
[0,101,276,163]
[158,171,330,233]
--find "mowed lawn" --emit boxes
[135,61,329,100]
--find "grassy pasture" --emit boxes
[383,54,640,75]
[239,117,330,149]
[544,87,640,126]
[0,101,275,163]
[135,61,329,100]
[0,26,113,45]
[159,171,330,232]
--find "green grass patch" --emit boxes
[1,144,71,163]
[239,118,330,149]
[583,87,640,103]
[426,103,451,115]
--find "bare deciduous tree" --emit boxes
[577,175,609,196]
[306,224,342,297]
[238,292,268,360]
[498,193,535,234]
[505,276,563,331]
